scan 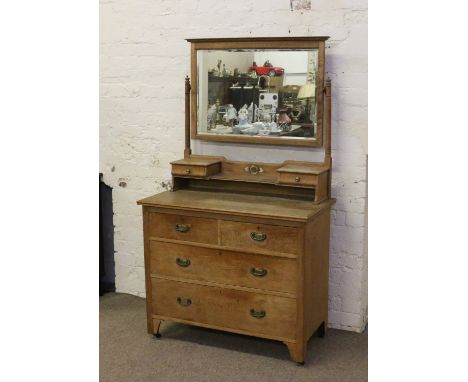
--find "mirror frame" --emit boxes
[187,37,329,147]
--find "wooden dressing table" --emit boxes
[138,37,334,364]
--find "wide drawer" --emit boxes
[152,278,296,340]
[148,212,218,245]
[219,221,300,255]
[150,241,296,294]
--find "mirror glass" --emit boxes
[197,49,319,141]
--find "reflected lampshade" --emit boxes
[297,84,316,99]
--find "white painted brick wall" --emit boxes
[100,0,368,332]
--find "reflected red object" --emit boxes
[248,65,284,76]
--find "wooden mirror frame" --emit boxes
[187,37,329,147]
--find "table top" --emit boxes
[137,189,335,222]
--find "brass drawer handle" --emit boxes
[295,176,301,182]
[176,257,191,267]
[185,168,191,174]
[250,232,267,241]
[250,309,266,319]
[250,267,267,277]
[175,223,191,233]
[177,297,192,307]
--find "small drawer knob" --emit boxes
[185,168,191,174]
[177,297,192,307]
[295,176,301,182]
[250,309,266,319]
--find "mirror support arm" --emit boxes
[324,78,332,197]
[184,75,192,158]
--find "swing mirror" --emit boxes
[189,38,327,147]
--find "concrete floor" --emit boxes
[100,293,367,382]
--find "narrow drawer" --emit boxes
[277,172,318,186]
[148,212,218,245]
[152,278,296,340]
[171,159,221,177]
[150,241,296,294]
[220,221,299,255]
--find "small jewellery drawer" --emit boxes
[220,221,299,255]
[277,172,318,186]
[152,278,296,340]
[171,158,221,178]
[148,212,218,245]
[172,164,208,177]
[150,241,296,294]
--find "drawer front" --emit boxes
[278,172,318,186]
[220,221,300,255]
[152,278,296,340]
[150,241,296,294]
[148,212,218,245]
[172,164,206,177]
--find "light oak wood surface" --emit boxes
[278,172,318,187]
[148,211,218,245]
[141,189,334,363]
[219,220,299,255]
[150,241,297,294]
[277,163,328,175]
[152,277,297,340]
[139,37,334,364]
[138,190,335,222]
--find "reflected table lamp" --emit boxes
[297,84,315,123]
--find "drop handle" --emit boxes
[250,309,266,319]
[250,232,267,241]
[177,297,192,307]
[175,223,191,233]
[250,267,268,277]
[176,258,191,267]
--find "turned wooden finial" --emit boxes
[325,78,332,161]
[184,76,192,158]
[185,75,191,94]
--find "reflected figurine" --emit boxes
[238,105,249,126]
[207,104,217,130]
[248,102,258,123]
[277,108,292,131]
[224,104,237,126]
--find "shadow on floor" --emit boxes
[100,293,367,382]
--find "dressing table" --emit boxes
[137,37,334,364]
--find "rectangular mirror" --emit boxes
[189,38,327,147]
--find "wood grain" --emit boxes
[219,220,299,255]
[148,212,218,244]
[142,208,154,334]
[138,190,335,222]
[152,277,296,340]
[172,163,220,177]
[150,241,297,294]
[184,75,191,158]
[304,209,330,342]
[278,172,318,187]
